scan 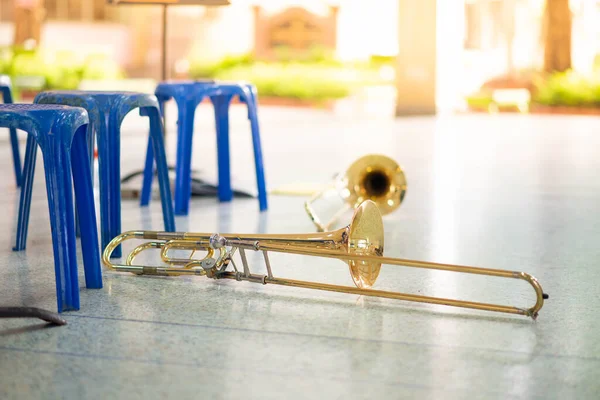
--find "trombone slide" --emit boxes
[102,201,548,320]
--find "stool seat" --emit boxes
[154,80,251,100]
[0,103,102,312]
[141,80,267,215]
[34,90,176,258]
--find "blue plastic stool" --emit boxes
[0,76,22,187]
[34,91,176,259]
[0,104,102,313]
[140,80,268,215]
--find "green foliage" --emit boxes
[214,62,352,101]
[303,45,341,66]
[81,54,126,81]
[533,70,600,107]
[45,51,84,90]
[188,52,391,102]
[466,69,600,110]
[188,53,255,79]
[368,54,395,67]
[593,53,600,73]
[465,92,493,109]
[0,46,125,94]
[0,48,11,75]
[269,45,342,66]
[10,50,46,78]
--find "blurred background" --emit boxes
[0,0,598,117]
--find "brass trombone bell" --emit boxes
[305,154,407,232]
[102,200,548,319]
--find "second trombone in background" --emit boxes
[304,154,407,231]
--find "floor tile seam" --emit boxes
[0,345,462,393]
[0,345,546,399]
[66,314,600,362]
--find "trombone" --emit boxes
[102,200,548,319]
[304,154,407,232]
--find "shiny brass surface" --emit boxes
[305,154,407,231]
[102,200,548,319]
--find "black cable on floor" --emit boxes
[121,168,254,198]
[0,307,67,326]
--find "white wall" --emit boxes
[436,0,466,113]
[40,22,133,65]
[184,0,400,62]
[0,22,13,46]
[571,0,600,74]
[0,21,132,66]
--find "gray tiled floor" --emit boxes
[0,105,599,399]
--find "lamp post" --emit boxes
[107,0,231,193]
[107,0,231,82]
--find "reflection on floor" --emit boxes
[1,105,599,399]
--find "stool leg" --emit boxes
[96,116,114,257]
[146,106,175,231]
[140,133,154,206]
[174,100,196,215]
[87,121,96,179]
[140,100,165,206]
[13,133,38,251]
[41,139,80,312]
[75,121,97,238]
[2,87,22,187]
[246,96,268,211]
[71,125,102,289]
[9,127,22,187]
[106,112,122,258]
[211,95,233,203]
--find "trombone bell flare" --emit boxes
[102,200,548,319]
[346,197,384,288]
[344,154,407,216]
